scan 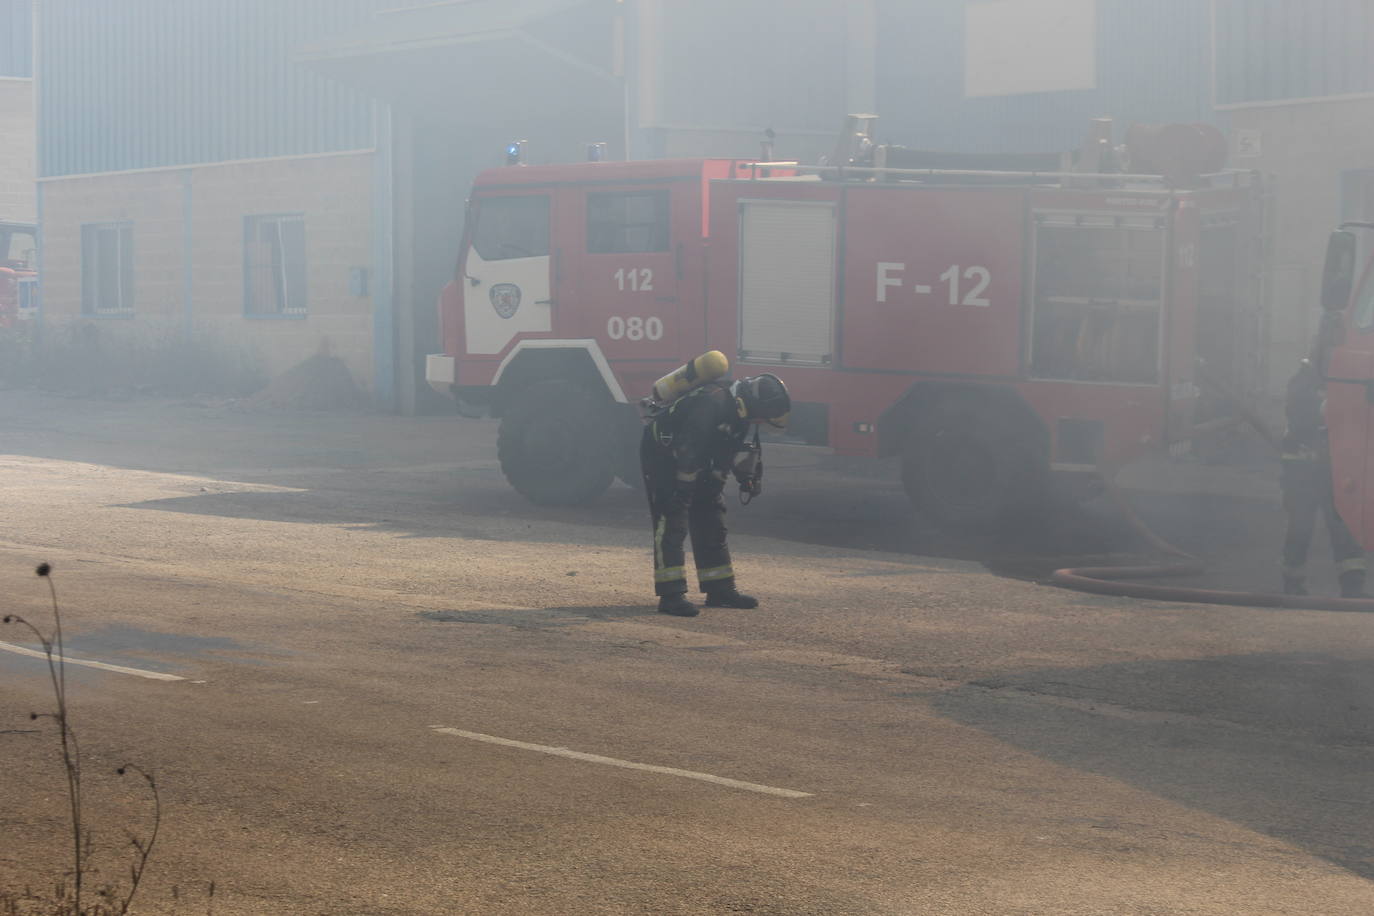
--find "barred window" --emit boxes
[1030,213,1164,384]
[81,222,134,315]
[245,214,307,316]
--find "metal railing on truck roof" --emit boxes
[738,161,1255,191]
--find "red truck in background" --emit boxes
[1317,222,1374,550]
[0,220,37,328]
[427,118,1266,531]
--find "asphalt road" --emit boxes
[1,391,1372,915]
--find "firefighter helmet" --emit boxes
[733,374,790,426]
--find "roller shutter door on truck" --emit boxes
[737,200,836,366]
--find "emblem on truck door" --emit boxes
[490,283,522,319]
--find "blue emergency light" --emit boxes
[586,142,608,162]
[505,140,528,166]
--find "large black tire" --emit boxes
[498,380,616,505]
[900,394,1048,534]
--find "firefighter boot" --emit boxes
[1339,570,1368,599]
[1282,575,1307,597]
[704,587,759,609]
[658,594,699,617]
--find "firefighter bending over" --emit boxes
[1280,358,1367,597]
[642,374,791,617]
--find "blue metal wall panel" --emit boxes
[37,0,395,177]
[1215,0,1374,106]
[658,0,847,132]
[876,0,1212,154]
[0,0,32,77]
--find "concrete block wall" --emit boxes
[40,151,375,392]
[0,77,35,221]
[1230,97,1374,399]
[41,168,184,343]
[189,153,375,390]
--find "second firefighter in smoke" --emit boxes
[1280,358,1367,598]
[641,371,791,617]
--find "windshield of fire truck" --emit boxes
[2,227,35,270]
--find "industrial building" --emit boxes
[23,0,1374,410]
[0,0,34,224]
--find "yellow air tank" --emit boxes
[651,350,729,403]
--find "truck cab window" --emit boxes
[2,227,35,270]
[1030,214,1163,384]
[1354,266,1374,331]
[587,191,670,254]
[471,196,549,261]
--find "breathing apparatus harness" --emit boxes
[737,424,764,505]
[641,381,767,505]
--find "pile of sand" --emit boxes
[244,353,364,411]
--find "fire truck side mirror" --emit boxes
[1321,230,1357,312]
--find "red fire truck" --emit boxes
[427,120,1264,530]
[0,220,37,328]
[1318,222,1374,551]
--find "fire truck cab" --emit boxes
[0,220,37,328]
[428,122,1263,530]
[1318,223,1374,550]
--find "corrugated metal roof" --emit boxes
[1214,0,1374,106]
[36,0,395,177]
[656,0,847,133]
[876,0,1213,154]
[300,0,595,59]
[0,0,32,78]
[297,0,619,122]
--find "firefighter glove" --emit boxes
[732,449,760,487]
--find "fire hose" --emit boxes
[1048,369,1374,612]
[1047,477,1374,612]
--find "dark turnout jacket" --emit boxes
[1282,363,1326,461]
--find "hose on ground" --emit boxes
[1047,474,1374,613]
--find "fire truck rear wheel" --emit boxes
[498,380,616,506]
[901,401,1046,533]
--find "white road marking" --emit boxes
[0,641,186,682]
[431,727,813,799]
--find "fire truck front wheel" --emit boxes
[498,380,616,505]
[901,402,1046,532]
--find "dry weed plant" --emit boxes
[1,563,213,915]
